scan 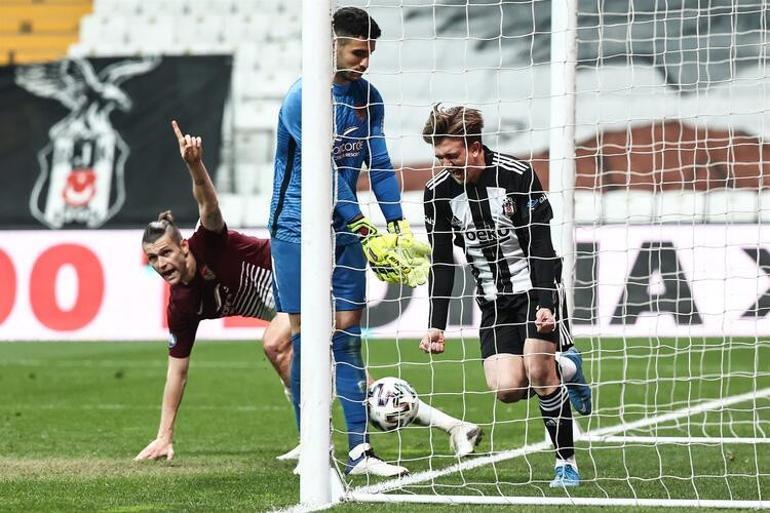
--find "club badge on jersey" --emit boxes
[502,197,516,218]
[199,265,217,281]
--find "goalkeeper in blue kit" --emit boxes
[269,7,481,477]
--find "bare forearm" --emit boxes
[157,359,188,440]
[187,161,224,231]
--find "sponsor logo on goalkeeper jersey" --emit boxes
[15,58,160,229]
[333,126,364,158]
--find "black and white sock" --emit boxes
[538,385,575,462]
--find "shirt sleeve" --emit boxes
[513,164,557,310]
[366,94,403,222]
[167,306,200,358]
[190,222,229,266]
[280,83,302,143]
[425,185,455,330]
[335,171,364,224]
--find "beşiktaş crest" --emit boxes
[15,57,160,229]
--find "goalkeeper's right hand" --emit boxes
[348,216,428,287]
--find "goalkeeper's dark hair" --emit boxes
[333,7,382,40]
[422,104,484,147]
[142,210,182,245]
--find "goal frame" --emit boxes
[296,0,769,510]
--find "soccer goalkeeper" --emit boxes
[419,105,591,488]
[269,8,480,476]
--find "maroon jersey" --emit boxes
[167,224,275,358]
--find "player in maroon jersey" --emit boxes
[134,121,291,461]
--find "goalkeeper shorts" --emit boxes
[271,238,366,314]
[479,289,573,360]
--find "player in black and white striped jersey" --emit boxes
[418,105,591,488]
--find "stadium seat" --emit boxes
[0,1,91,64]
[228,15,271,44]
[134,15,176,54]
[706,189,759,223]
[236,0,296,16]
[233,98,281,131]
[92,0,143,16]
[241,166,275,226]
[217,193,245,228]
[79,14,129,47]
[176,14,225,46]
[257,40,302,72]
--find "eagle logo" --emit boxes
[15,57,160,229]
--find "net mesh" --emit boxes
[329,0,770,506]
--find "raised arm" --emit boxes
[171,120,224,233]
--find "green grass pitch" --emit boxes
[1,337,768,512]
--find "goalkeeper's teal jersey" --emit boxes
[268,78,403,245]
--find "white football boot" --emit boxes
[345,443,409,477]
[449,423,483,457]
[276,443,301,461]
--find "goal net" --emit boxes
[303,0,770,508]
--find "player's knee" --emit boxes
[263,330,290,359]
[526,361,557,388]
[495,388,525,403]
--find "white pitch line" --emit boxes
[347,493,770,509]
[271,502,336,513]
[586,387,770,439]
[275,387,770,511]
[354,386,770,496]
[580,435,770,444]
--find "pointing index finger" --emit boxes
[171,120,184,142]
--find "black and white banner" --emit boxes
[0,225,768,340]
[0,56,231,229]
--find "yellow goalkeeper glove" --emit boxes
[386,219,431,259]
[348,217,428,287]
[348,216,400,283]
[387,219,430,287]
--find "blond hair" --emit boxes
[422,104,484,146]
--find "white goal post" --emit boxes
[299,0,333,506]
[297,0,770,510]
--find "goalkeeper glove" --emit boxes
[348,217,428,287]
[386,219,431,259]
[348,217,400,283]
[387,219,430,287]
